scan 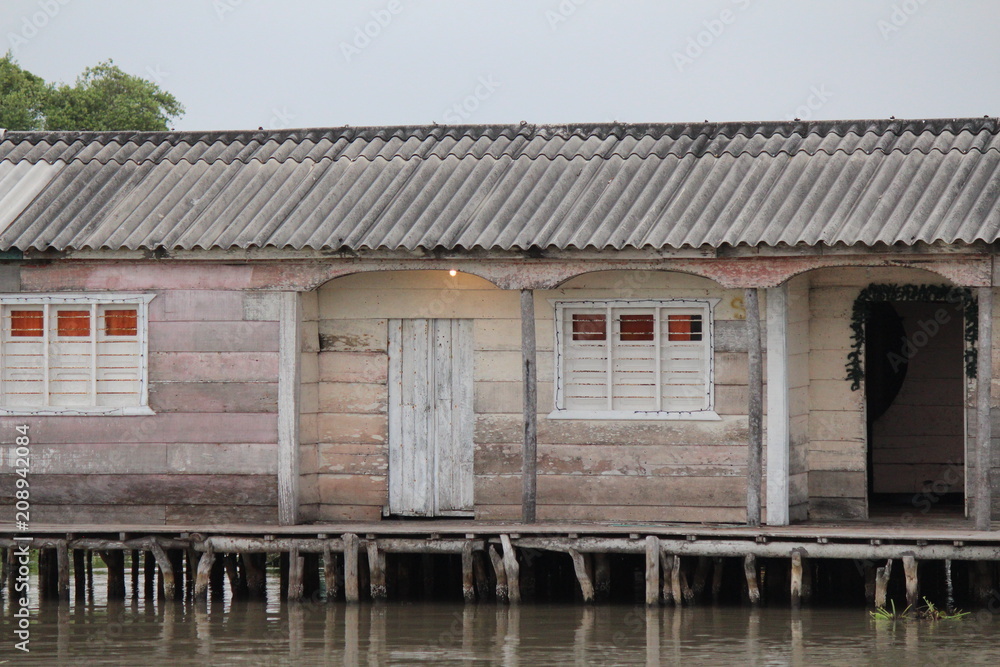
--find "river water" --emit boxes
[2,571,999,665]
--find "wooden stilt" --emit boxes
[344,533,360,603]
[168,549,185,600]
[185,550,198,600]
[744,554,760,606]
[130,550,140,600]
[323,545,339,602]
[38,549,51,600]
[245,553,267,600]
[209,554,225,601]
[461,541,476,603]
[367,541,386,600]
[670,555,683,606]
[288,547,304,601]
[56,542,70,601]
[660,552,674,606]
[488,544,509,603]
[73,550,86,601]
[645,536,660,607]
[473,550,490,602]
[224,554,244,599]
[594,553,611,602]
[86,549,94,601]
[568,548,594,603]
[500,535,521,604]
[875,559,893,609]
[102,550,126,601]
[679,558,694,605]
[148,540,175,599]
[790,550,803,609]
[711,558,724,603]
[194,547,215,600]
[902,554,918,608]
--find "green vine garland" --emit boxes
[846,283,977,391]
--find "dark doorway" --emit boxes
[865,301,965,513]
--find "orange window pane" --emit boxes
[572,314,606,341]
[10,310,43,337]
[57,310,91,337]
[105,309,138,336]
[619,314,654,341]
[667,314,703,341]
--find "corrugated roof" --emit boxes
[0,118,998,252]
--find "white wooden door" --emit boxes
[388,319,474,516]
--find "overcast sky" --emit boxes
[3,0,999,131]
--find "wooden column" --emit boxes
[194,547,215,600]
[343,533,360,603]
[644,536,660,607]
[520,288,538,523]
[975,286,993,530]
[765,284,790,525]
[278,291,302,526]
[500,534,520,604]
[745,288,764,527]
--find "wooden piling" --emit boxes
[168,549,186,600]
[194,547,215,600]
[102,550,126,601]
[500,535,520,604]
[131,550,140,600]
[903,554,919,608]
[473,550,491,601]
[38,549,51,600]
[148,540,175,599]
[670,555,683,606]
[245,553,267,600]
[288,547,304,601]
[56,542,69,601]
[86,549,93,601]
[461,541,476,603]
[323,545,339,602]
[73,549,86,601]
[660,552,674,606]
[744,554,760,606]
[790,550,803,609]
[568,548,595,603]
[488,544,509,603]
[144,550,155,600]
[875,559,893,609]
[209,554,225,601]
[367,541,387,601]
[645,536,660,607]
[343,533,360,603]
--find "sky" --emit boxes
[2,0,999,131]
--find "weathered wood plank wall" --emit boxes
[314,270,752,523]
[0,283,282,525]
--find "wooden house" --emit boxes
[0,119,997,529]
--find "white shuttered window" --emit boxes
[0,294,154,415]
[553,299,718,420]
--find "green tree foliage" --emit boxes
[0,55,48,130]
[0,55,184,131]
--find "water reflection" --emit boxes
[2,591,1000,663]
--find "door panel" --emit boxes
[388,318,473,516]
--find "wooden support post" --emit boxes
[744,554,760,606]
[594,553,611,602]
[875,559,893,609]
[645,536,660,607]
[367,541,387,600]
[130,550,140,600]
[976,285,994,530]
[323,545,339,602]
[902,554,919,609]
[86,549,93,600]
[343,533,360,603]
[711,557,724,603]
[56,542,70,601]
[520,288,538,524]
[488,545,509,603]
[745,287,764,527]
[473,551,490,602]
[500,534,520,604]
[278,291,302,526]
[168,549,186,600]
[660,553,674,606]
[102,550,126,601]
[766,284,790,525]
[38,549,51,600]
[245,553,267,600]
[790,549,803,609]
[148,540,175,600]
[143,551,155,600]
[568,548,595,603]
[288,547,304,602]
[670,555,683,606]
[73,550,86,601]
[194,547,215,600]
[461,541,476,603]
[279,552,289,600]
[209,554,225,601]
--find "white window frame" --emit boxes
[550,298,720,421]
[0,292,156,416]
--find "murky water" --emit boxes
[2,572,999,665]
